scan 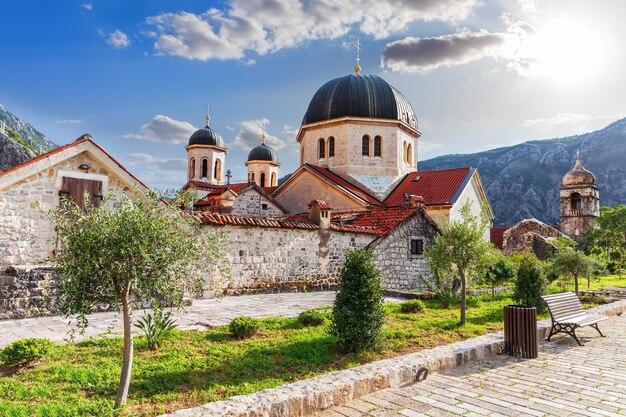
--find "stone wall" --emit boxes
[0,265,62,319]
[370,211,437,291]
[232,188,284,218]
[205,225,376,295]
[502,218,562,256]
[0,152,134,266]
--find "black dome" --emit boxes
[188,125,225,147]
[302,73,417,129]
[248,143,278,163]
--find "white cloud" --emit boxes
[145,0,480,61]
[124,153,188,190]
[107,29,130,49]
[80,2,94,11]
[523,113,590,128]
[519,0,540,14]
[232,118,287,150]
[124,114,197,145]
[56,118,85,124]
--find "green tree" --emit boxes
[586,205,626,276]
[46,191,224,408]
[331,249,385,352]
[482,251,516,300]
[426,202,492,325]
[513,253,547,313]
[552,248,604,294]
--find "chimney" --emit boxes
[403,193,425,207]
[308,199,332,229]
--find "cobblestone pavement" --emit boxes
[317,314,626,417]
[0,292,343,347]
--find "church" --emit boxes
[179,65,493,295]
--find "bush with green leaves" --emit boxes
[1,338,54,367]
[399,299,425,313]
[331,249,385,353]
[436,289,460,308]
[297,310,326,327]
[513,254,547,313]
[229,316,260,339]
[134,308,178,350]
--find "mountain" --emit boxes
[420,118,626,227]
[0,105,57,171]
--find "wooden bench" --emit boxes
[542,292,608,346]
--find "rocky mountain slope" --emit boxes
[0,105,56,171]
[420,118,626,226]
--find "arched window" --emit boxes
[214,159,222,181]
[201,159,208,178]
[403,142,408,163]
[407,143,413,165]
[271,172,277,186]
[570,192,582,211]
[362,135,370,156]
[374,136,382,157]
[189,158,196,179]
[328,136,335,158]
[318,138,325,159]
[260,172,266,188]
[250,172,255,183]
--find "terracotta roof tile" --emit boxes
[349,206,420,237]
[187,181,251,192]
[384,167,472,206]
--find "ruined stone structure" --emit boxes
[560,156,599,239]
[501,219,563,258]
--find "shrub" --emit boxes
[134,308,178,350]
[297,310,326,327]
[399,299,425,313]
[436,288,460,308]
[1,338,54,367]
[229,316,260,339]
[513,254,547,313]
[331,249,385,353]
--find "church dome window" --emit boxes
[362,135,370,156]
[189,158,196,179]
[374,136,382,157]
[407,143,413,165]
[318,138,325,159]
[201,158,208,178]
[328,136,335,158]
[214,159,222,181]
[260,172,266,187]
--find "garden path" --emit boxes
[317,314,626,417]
[0,291,356,347]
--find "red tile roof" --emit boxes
[186,181,251,192]
[349,206,422,237]
[305,164,382,206]
[490,227,508,249]
[308,199,332,210]
[384,167,472,206]
[263,186,278,195]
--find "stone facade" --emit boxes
[232,188,284,218]
[502,218,563,256]
[0,151,136,266]
[246,160,279,188]
[370,211,437,291]
[0,265,61,319]
[187,145,227,184]
[560,183,599,239]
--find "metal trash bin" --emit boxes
[504,305,538,359]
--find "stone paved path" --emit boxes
[0,292,339,347]
[317,314,626,417]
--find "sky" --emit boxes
[1,0,625,190]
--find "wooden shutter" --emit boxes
[59,177,103,210]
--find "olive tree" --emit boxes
[426,202,492,325]
[552,248,605,294]
[46,190,224,408]
[586,205,626,276]
[482,251,516,300]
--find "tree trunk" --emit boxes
[459,269,466,326]
[574,274,579,296]
[115,288,134,408]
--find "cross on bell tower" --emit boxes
[353,37,362,74]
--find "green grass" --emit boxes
[0,294,517,417]
[2,276,622,417]
[548,274,626,294]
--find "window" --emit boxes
[318,138,325,159]
[261,203,268,210]
[374,136,382,157]
[214,159,222,180]
[406,143,413,165]
[403,142,408,163]
[250,172,255,182]
[570,192,582,210]
[362,135,370,156]
[189,158,196,179]
[328,136,335,158]
[201,159,208,178]
[59,177,103,210]
[260,172,266,188]
[410,239,424,255]
[271,172,277,186]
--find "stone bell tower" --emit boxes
[559,154,599,239]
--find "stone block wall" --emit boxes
[0,265,62,319]
[370,212,437,291]
[232,188,284,218]
[502,218,562,255]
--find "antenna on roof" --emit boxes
[353,37,363,74]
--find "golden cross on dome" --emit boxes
[205,103,212,126]
[353,37,362,74]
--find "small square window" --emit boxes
[410,239,424,255]
[261,203,268,210]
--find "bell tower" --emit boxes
[560,154,599,239]
[186,113,228,185]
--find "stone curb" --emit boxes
[160,299,626,417]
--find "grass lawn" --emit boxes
[0,293,516,417]
[547,273,626,294]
